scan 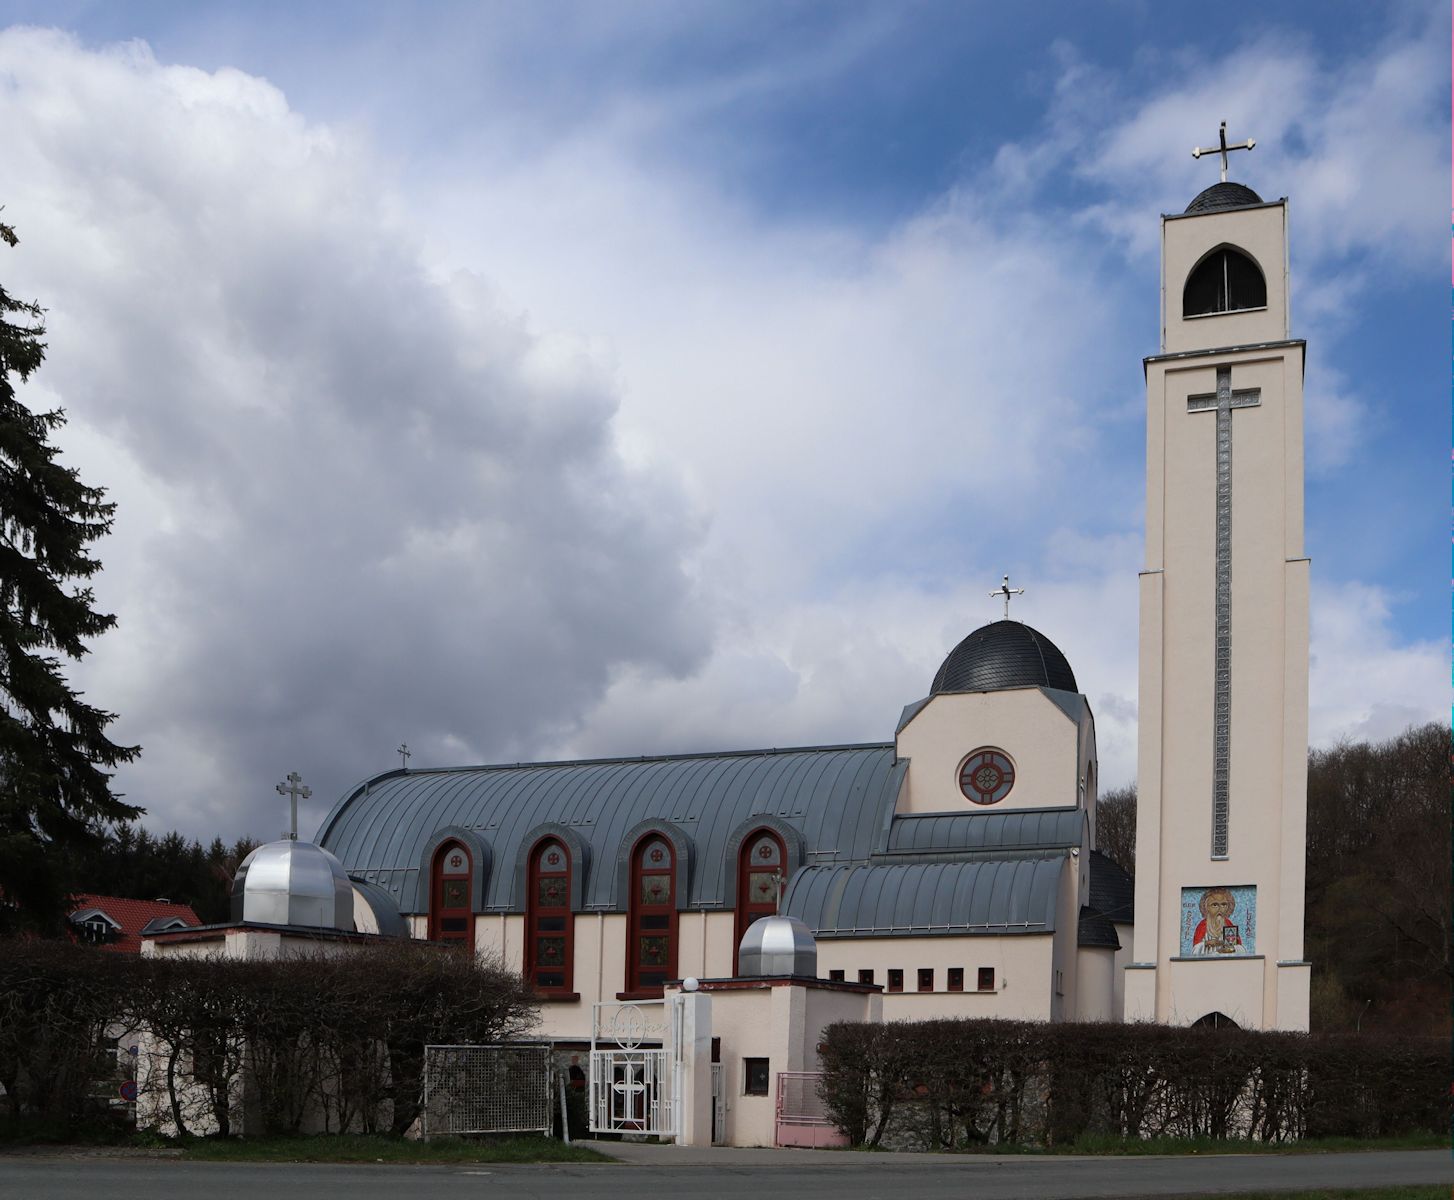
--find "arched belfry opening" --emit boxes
[1183,245,1266,317]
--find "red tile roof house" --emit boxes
[68,895,202,953]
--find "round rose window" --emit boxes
[959,748,1015,805]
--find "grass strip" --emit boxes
[859,1132,1449,1156]
[174,1133,610,1163]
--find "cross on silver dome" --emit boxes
[990,575,1025,620]
[398,742,411,769]
[1192,120,1255,184]
[275,770,311,841]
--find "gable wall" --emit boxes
[895,689,1078,814]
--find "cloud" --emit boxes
[1309,580,1446,745]
[0,15,1438,844]
[0,28,707,838]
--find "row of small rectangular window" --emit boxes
[828,967,995,992]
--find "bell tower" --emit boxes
[1124,126,1311,1030]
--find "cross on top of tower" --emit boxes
[990,575,1025,621]
[1192,120,1255,184]
[398,742,411,769]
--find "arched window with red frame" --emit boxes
[626,835,677,997]
[734,830,786,973]
[526,838,574,994]
[429,839,473,946]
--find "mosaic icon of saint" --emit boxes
[1192,887,1241,954]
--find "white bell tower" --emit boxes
[1124,127,1311,1031]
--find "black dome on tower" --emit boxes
[1184,181,1263,214]
[930,620,1078,695]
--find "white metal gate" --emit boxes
[421,1043,553,1140]
[710,1062,726,1145]
[588,1000,678,1136]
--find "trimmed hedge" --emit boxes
[817,1018,1449,1149]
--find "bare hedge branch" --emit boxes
[817,1017,1448,1149]
[0,937,537,1136]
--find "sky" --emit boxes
[0,1,1446,844]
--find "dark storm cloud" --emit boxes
[0,30,708,838]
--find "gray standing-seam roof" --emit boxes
[783,856,1066,937]
[317,745,906,915]
[886,809,1085,855]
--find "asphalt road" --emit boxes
[0,1151,1449,1200]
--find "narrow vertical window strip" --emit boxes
[628,834,677,996]
[734,828,787,974]
[526,837,574,994]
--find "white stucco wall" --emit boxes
[895,688,1080,814]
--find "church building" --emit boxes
[141,131,1311,1146]
[309,135,1309,1042]
[318,614,1132,1036]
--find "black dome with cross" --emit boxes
[930,620,1078,695]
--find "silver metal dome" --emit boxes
[231,839,354,930]
[737,914,817,977]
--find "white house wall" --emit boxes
[895,689,1080,814]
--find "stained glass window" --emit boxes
[748,835,781,867]
[526,838,574,994]
[429,840,472,945]
[627,833,677,995]
[735,828,787,974]
[958,748,1016,806]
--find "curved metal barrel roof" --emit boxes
[783,856,1066,937]
[886,808,1085,855]
[317,744,906,914]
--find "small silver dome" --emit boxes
[231,840,354,930]
[737,914,817,977]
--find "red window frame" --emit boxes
[977,967,996,992]
[525,837,574,996]
[917,968,934,992]
[429,840,472,946]
[947,967,964,992]
[733,828,787,974]
[887,968,904,993]
[625,835,677,998]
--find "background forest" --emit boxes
[1097,721,1450,1035]
[59,827,256,926]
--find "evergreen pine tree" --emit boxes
[0,218,140,932]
